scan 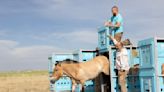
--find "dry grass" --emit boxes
[0,70,50,92]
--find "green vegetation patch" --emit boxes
[0,70,48,77]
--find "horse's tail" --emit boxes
[101,56,110,75]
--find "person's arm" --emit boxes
[109,35,118,45]
[107,21,121,28]
[104,17,113,27]
[104,21,112,27]
[114,22,121,27]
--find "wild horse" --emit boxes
[50,56,110,92]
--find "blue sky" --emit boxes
[0,0,164,71]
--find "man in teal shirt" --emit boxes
[105,6,123,42]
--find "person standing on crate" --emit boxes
[109,35,130,92]
[104,6,123,42]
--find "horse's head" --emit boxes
[50,63,63,84]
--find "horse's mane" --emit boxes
[55,58,79,66]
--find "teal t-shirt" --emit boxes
[108,14,123,34]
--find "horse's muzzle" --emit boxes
[50,79,55,84]
[50,77,56,84]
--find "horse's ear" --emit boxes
[58,63,61,67]
[55,61,58,66]
[55,64,61,70]
[56,63,61,68]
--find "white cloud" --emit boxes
[0,40,18,47]
[0,40,18,59]
[52,29,98,44]
[0,29,98,71]
[0,40,63,71]
[12,46,57,58]
[30,28,98,49]
[26,0,109,21]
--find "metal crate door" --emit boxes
[138,38,157,92]
[98,27,110,50]
[156,40,164,92]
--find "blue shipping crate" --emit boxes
[98,26,110,51]
[138,37,164,92]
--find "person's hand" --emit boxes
[108,35,114,40]
[108,22,113,27]
[104,21,113,27]
[104,21,109,26]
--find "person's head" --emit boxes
[115,42,123,50]
[112,6,119,16]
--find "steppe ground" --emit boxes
[0,70,50,92]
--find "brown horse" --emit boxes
[50,56,110,92]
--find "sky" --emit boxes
[0,0,164,71]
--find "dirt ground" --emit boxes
[0,71,50,92]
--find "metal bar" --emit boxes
[154,37,159,92]
[109,46,114,92]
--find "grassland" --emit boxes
[0,70,50,92]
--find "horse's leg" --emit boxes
[81,85,84,92]
[72,84,76,92]
[80,80,85,92]
[103,62,110,75]
[71,79,76,92]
